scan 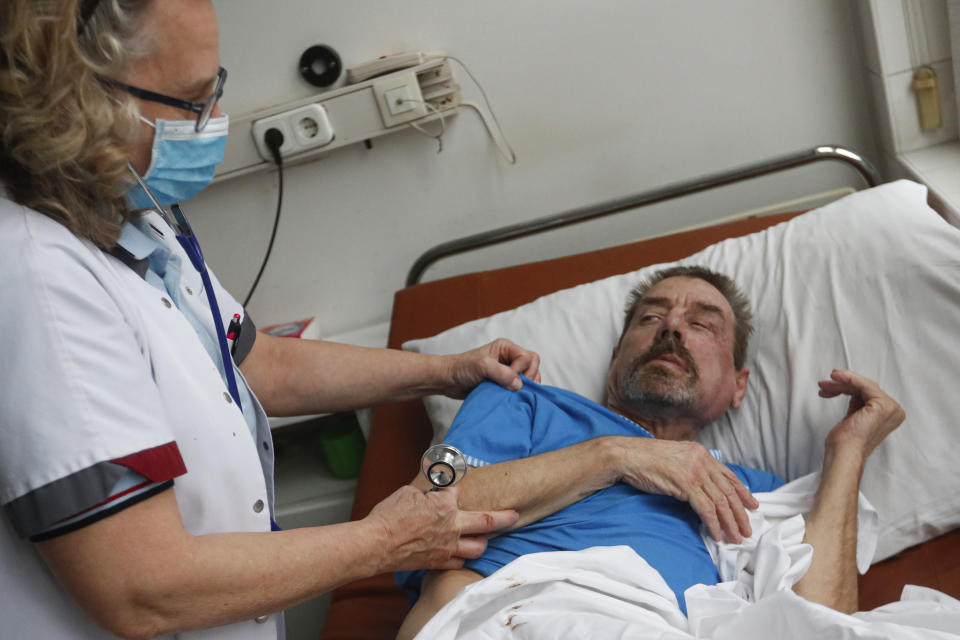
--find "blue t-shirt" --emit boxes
[397,377,783,614]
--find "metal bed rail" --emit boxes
[406,145,880,286]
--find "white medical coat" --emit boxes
[0,196,279,640]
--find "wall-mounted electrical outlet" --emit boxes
[251,103,335,162]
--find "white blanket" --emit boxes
[415,475,960,639]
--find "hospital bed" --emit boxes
[320,147,960,639]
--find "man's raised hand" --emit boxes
[818,369,905,459]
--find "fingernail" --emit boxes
[510,378,522,391]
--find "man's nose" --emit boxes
[658,326,682,341]
[658,312,683,341]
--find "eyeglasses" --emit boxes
[108,67,228,132]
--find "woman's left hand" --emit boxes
[443,338,541,398]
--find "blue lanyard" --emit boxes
[170,205,243,411]
[127,167,242,410]
[172,207,284,532]
[128,168,283,530]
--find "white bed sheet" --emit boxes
[404,180,960,562]
[414,476,959,640]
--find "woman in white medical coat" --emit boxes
[0,1,537,638]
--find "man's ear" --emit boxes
[730,368,750,409]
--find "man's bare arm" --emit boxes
[793,369,905,613]
[413,436,757,543]
[411,438,618,529]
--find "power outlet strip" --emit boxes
[215,59,460,181]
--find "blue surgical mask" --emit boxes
[127,114,229,210]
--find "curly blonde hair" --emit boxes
[0,0,155,248]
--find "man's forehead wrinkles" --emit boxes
[638,296,671,309]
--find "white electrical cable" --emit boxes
[389,53,517,163]
[440,55,517,164]
[403,98,447,153]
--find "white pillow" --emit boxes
[404,180,960,562]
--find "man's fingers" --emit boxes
[704,482,743,544]
[820,369,883,398]
[689,490,724,543]
[818,380,845,397]
[818,378,858,397]
[691,474,753,543]
[716,470,754,538]
[731,500,752,539]
[456,508,519,536]
[717,466,758,510]
[716,498,742,544]
[728,471,759,511]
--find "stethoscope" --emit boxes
[130,166,287,532]
[421,444,468,490]
[127,165,243,411]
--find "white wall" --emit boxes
[190,0,878,339]
[856,0,954,159]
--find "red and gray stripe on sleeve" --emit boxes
[4,441,186,541]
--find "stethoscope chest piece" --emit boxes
[421,444,467,489]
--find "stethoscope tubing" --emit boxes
[127,167,243,410]
[126,167,284,531]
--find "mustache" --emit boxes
[637,337,699,376]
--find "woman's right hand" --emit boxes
[366,485,518,572]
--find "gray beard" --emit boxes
[619,359,699,413]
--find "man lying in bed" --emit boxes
[396,265,905,639]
